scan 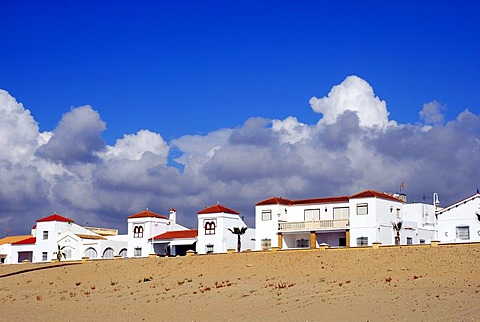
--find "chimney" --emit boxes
[169,208,177,225]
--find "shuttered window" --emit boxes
[456,226,470,240]
[304,209,320,221]
[333,207,349,219]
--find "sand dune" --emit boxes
[1,244,480,321]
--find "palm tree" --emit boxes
[391,221,403,245]
[228,227,248,252]
[54,244,67,261]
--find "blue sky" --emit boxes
[0,1,479,234]
[2,1,478,142]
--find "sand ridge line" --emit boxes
[0,262,82,278]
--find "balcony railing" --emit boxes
[278,219,349,232]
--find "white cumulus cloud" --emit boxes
[101,129,169,163]
[309,75,391,129]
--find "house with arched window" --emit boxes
[127,208,195,257]
[196,204,256,254]
[4,213,128,264]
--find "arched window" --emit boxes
[84,247,98,259]
[133,225,144,238]
[119,248,127,257]
[102,248,114,259]
[205,221,216,235]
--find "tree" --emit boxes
[228,227,248,252]
[391,221,403,245]
[54,244,67,261]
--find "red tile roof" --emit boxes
[0,235,33,246]
[293,196,350,205]
[12,236,36,245]
[256,190,402,206]
[349,190,402,202]
[256,197,292,206]
[36,213,74,223]
[153,230,198,240]
[197,204,240,215]
[128,210,168,219]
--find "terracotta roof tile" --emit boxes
[128,210,168,219]
[12,236,36,245]
[256,190,402,206]
[292,196,349,205]
[153,230,198,240]
[0,235,33,246]
[197,204,240,215]
[256,197,293,206]
[349,190,402,202]
[36,213,75,223]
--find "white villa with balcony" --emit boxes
[255,190,437,250]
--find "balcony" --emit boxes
[278,219,349,232]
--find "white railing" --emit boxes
[278,219,349,232]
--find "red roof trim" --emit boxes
[128,210,168,219]
[256,197,292,206]
[292,196,350,205]
[197,204,240,215]
[36,214,74,223]
[256,190,402,206]
[153,230,198,240]
[349,190,402,202]
[12,236,36,245]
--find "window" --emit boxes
[43,231,48,240]
[133,226,144,238]
[206,244,214,253]
[420,239,425,244]
[333,207,349,220]
[304,209,320,221]
[262,210,272,221]
[119,249,128,257]
[261,238,271,250]
[103,248,114,259]
[84,247,98,259]
[64,248,72,259]
[296,238,310,248]
[356,237,368,246]
[407,237,413,245]
[456,226,470,240]
[204,221,216,235]
[42,252,48,261]
[356,204,368,215]
[134,247,142,257]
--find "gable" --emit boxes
[198,204,240,215]
[437,194,480,220]
[36,213,75,223]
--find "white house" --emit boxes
[255,190,436,250]
[437,191,480,243]
[127,208,191,257]
[0,235,32,264]
[152,229,197,256]
[196,204,256,254]
[6,213,127,263]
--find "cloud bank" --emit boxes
[0,77,479,235]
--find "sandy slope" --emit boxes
[1,244,480,321]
